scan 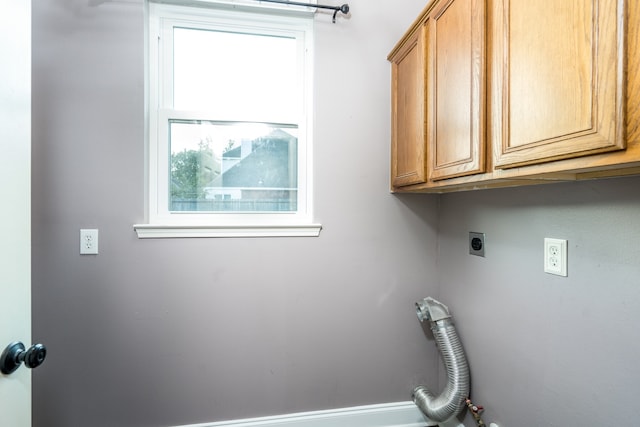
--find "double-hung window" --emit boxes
[137,1,320,238]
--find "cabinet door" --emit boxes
[427,0,486,181]
[390,26,427,187]
[492,0,625,169]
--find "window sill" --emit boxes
[133,223,322,239]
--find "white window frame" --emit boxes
[136,0,321,238]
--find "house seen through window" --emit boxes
[169,121,298,212]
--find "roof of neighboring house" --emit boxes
[208,129,297,189]
[223,145,242,158]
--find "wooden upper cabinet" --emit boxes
[389,26,427,187]
[389,0,486,187]
[427,0,486,181]
[492,0,626,169]
[389,0,637,193]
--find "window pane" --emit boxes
[173,28,298,121]
[169,120,298,212]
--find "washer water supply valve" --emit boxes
[466,398,486,426]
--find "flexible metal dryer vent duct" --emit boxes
[413,297,470,423]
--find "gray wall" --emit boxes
[32,1,640,427]
[31,1,439,427]
[438,176,640,426]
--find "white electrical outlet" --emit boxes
[80,229,99,255]
[544,237,567,276]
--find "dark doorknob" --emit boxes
[0,341,47,375]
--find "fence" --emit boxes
[171,198,296,212]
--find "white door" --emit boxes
[0,1,32,426]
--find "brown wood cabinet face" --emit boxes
[629,1,640,145]
[390,27,427,188]
[492,0,626,169]
[428,0,486,181]
[388,0,638,193]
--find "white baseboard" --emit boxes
[171,401,442,427]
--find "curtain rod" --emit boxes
[254,0,349,23]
